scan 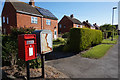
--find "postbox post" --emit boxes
[32,30,53,78]
[41,54,45,78]
[26,61,30,80]
[18,34,37,80]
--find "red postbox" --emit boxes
[18,34,37,61]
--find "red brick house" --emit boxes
[93,23,100,30]
[58,14,82,34]
[82,20,95,29]
[2,0,58,39]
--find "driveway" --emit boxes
[45,38,119,78]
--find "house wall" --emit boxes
[73,24,82,28]
[2,2,58,39]
[91,27,95,29]
[2,2,17,34]
[43,18,58,39]
[58,16,73,34]
[16,13,42,30]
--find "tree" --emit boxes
[100,24,116,39]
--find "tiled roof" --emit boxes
[36,8,58,20]
[83,21,92,27]
[9,0,57,20]
[65,15,82,25]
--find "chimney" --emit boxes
[29,0,35,6]
[86,20,88,23]
[70,14,74,18]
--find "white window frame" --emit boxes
[80,25,83,28]
[64,25,66,28]
[46,19,51,25]
[31,16,37,24]
[59,24,62,28]
[76,25,79,28]
[7,17,9,24]
[3,16,5,23]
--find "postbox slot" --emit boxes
[26,40,34,44]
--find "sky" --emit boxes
[0,0,119,27]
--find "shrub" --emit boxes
[2,27,35,68]
[65,28,102,52]
[62,32,70,38]
[29,57,41,69]
[53,37,65,43]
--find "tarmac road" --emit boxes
[45,37,119,78]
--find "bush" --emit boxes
[2,27,35,67]
[64,28,102,52]
[53,37,65,43]
[62,32,70,38]
[29,57,41,68]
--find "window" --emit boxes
[46,19,51,25]
[3,16,5,23]
[64,25,66,28]
[31,16,37,24]
[76,25,79,28]
[7,17,9,24]
[59,24,62,28]
[80,25,83,28]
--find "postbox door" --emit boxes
[25,40,36,61]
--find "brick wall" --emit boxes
[43,18,58,39]
[58,16,73,34]
[2,2,17,34]
[16,13,42,30]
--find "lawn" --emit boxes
[109,35,119,40]
[81,44,113,59]
[101,39,117,44]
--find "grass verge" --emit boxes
[101,39,117,44]
[81,44,113,59]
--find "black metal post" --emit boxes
[35,58,39,68]
[41,54,45,78]
[26,61,30,80]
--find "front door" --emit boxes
[54,30,57,40]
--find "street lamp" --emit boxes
[111,7,117,41]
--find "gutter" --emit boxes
[16,10,43,17]
[16,10,44,29]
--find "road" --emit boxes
[45,38,119,78]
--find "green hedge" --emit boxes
[69,28,102,52]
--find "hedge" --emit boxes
[69,28,103,52]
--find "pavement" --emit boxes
[45,37,119,78]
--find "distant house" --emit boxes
[58,14,82,34]
[82,20,94,29]
[93,23,100,30]
[2,0,58,39]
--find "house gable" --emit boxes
[2,1,17,34]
